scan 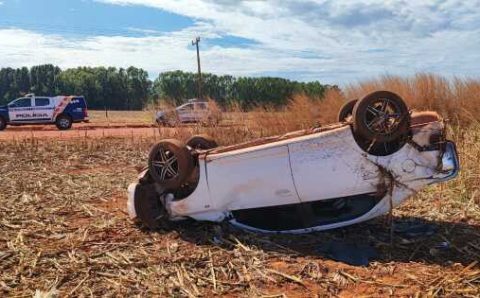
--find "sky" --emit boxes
[0,0,479,84]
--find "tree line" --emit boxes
[153,71,333,107]
[0,65,333,109]
[0,65,150,110]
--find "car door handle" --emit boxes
[275,189,293,197]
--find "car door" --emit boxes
[176,103,195,122]
[206,144,301,211]
[33,97,54,121]
[288,129,379,202]
[8,97,33,122]
[194,102,209,122]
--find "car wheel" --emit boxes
[156,118,165,126]
[352,91,410,143]
[163,118,177,127]
[55,114,72,130]
[133,183,168,230]
[186,134,218,150]
[148,139,194,189]
[0,116,7,131]
[337,99,357,122]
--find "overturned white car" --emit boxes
[127,91,459,233]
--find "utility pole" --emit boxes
[192,36,202,100]
[103,70,108,119]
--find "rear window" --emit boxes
[72,97,87,108]
[35,97,50,106]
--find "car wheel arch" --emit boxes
[0,115,7,130]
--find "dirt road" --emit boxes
[0,124,160,140]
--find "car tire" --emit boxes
[0,116,7,131]
[337,99,357,122]
[133,183,167,230]
[352,91,410,143]
[156,117,173,127]
[186,134,218,150]
[148,139,194,190]
[55,114,73,130]
[158,118,176,127]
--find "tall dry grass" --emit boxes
[230,88,345,138]
[344,73,480,125]
[221,73,480,140]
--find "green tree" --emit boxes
[15,67,31,95]
[0,65,330,110]
[30,64,61,95]
[152,70,329,108]
[0,68,15,104]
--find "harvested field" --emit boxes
[88,110,155,124]
[1,125,479,297]
[0,126,157,140]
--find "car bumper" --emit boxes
[73,118,89,123]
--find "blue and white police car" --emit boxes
[0,94,89,131]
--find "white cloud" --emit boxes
[0,0,479,84]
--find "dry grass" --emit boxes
[89,110,155,124]
[246,88,345,136]
[1,73,480,296]
[344,73,480,125]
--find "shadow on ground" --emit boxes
[138,216,480,266]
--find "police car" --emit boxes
[0,94,89,131]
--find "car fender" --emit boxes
[156,111,166,119]
[168,158,220,220]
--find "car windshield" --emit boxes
[177,103,193,110]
